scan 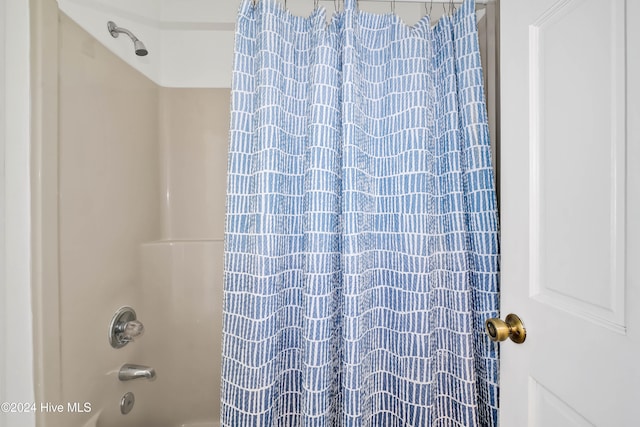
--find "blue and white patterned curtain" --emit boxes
[222,0,499,425]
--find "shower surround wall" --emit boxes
[139,88,228,427]
[57,13,228,427]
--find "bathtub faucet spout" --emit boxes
[118,364,156,381]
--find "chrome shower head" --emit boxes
[107,21,148,57]
[133,40,148,57]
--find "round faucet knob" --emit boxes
[119,320,144,341]
[109,307,145,348]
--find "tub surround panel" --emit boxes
[58,13,228,427]
[139,241,223,427]
[159,88,230,241]
[59,12,160,426]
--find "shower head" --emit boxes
[133,40,148,57]
[107,21,148,57]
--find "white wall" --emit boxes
[0,1,36,427]
[56,0,237,88]
[0,0,6,412]
[56,0,448,89]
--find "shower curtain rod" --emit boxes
[357,0,492,3]
[342,0,493,3]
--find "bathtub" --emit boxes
[82,411,220,427]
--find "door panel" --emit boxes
[500,0,639,425]
[529,0,626,330]
[529,378,594,427]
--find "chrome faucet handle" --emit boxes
[118,320,144,342]
[109,307,145,348]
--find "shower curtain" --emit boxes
[222,0,499,425]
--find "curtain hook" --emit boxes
[443,1,454,16]
[391,0,396,14]
[425,0,433,16]
[314,0,319,9]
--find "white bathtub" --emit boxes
[82,410,221,427]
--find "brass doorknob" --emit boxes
[485,313,526,344]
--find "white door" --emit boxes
[499,0,640,426]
